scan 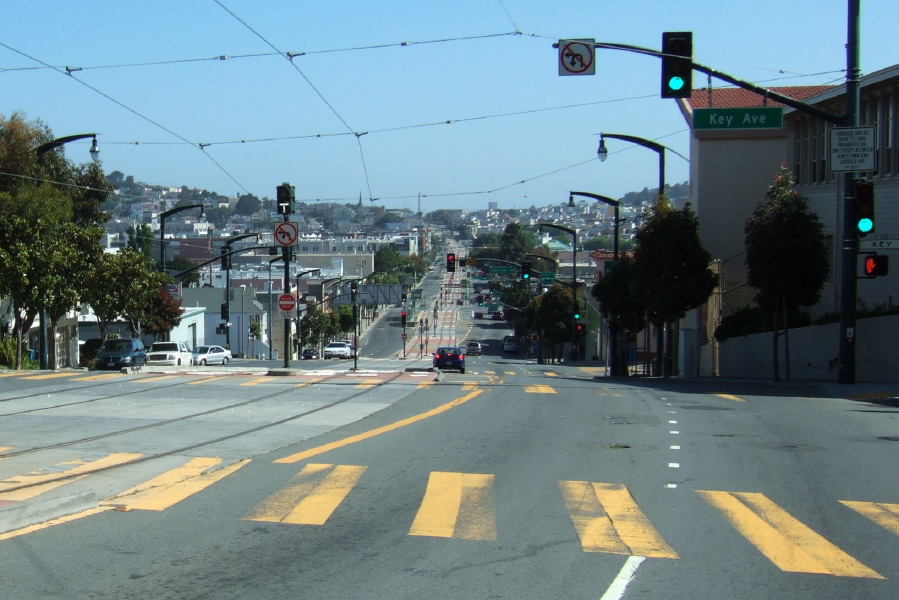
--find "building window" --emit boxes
[871,94,881,177]
[883,90,894,176]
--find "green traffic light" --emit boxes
[858,218,874,233]
[667,76,685,91]
[574,313,581,320]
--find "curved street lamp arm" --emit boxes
[570,191,618,207]
[599,133,665,155]
[36,133,98,159]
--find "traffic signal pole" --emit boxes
[579,1,861,382]
[838,0,862,384]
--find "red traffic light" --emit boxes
[401,311,407,317]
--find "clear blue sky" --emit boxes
[2,1,893,212]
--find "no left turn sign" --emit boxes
[558,39,595,76]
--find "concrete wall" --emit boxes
[707,315,899,381]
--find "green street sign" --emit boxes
[693,107,783,130]
[539,272,556,284]
[489,266,516,275]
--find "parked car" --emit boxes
[192,345,232,366]
[466,341,483,356]
[323,341,352,359]
[94,338,147,371]
[491,311,505,320]
[503,339,520,353]
[433,346,465,374]
[146,341,193,366]
[301,348,319,360]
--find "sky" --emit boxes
[1,1,894,213]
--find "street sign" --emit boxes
[274,221,298,246]
[401,333,408,340]
[488,266,516,275]
[278,293,296,318]
[830,126,876,172]
[539,272,556,284]
[860,234,898,251]
[558,39,595,76]
[693,107,783,130]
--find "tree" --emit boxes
[234,194,261,216]
[534,283,576,363]
[499,222,537,262]
[142,289,183,341]
[299,305,328,349]
[127,223,155,260]
[744,166,828,381]
[592,255,646,375]
[631,198,717,376]
[374,244,402,274]
[168,254,201,287]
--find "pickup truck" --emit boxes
[323,341,352,359]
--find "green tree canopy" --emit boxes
[745,166,829,311]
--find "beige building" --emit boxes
[676,64,899,376]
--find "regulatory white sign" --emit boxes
[830,126,876,172]
[558,39,595,76]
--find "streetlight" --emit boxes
[159,204,204,273]
[35,133,100,370]
[597,132,680,376]
[221,232,259,350]
[597,133,667,202]
[538,222,579,362]
[239,284,246,358]
[570,191,624,376]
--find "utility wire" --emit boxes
[0,41,250,195]
[212,0,374,201]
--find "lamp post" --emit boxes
[239,284,246,358]
[538,222,579,362]
[221,233,259,350]
[159,204,204,273]
[570,191,624,376]
[597,132,671,376]
[35,133,100,370]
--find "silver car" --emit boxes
[192,345,232,366]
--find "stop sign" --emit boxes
[278,294,296,312]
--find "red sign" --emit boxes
[278,294,296,312]
[401,333,408,340]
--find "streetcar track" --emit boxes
[0,370,405,494]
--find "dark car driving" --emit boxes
[94,338,147,371]
[433,346,465,374]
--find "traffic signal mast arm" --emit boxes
[581,40,843,124]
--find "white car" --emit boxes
[146,341,193,366]
[323,341,352,359]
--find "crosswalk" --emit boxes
[1,453,898,578]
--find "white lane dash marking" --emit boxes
[600,556,646,600]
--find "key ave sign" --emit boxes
[693,107,783,130]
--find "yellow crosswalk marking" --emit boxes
[560,481,678,558]
[0,372,23,378]
[187,376,225,385]
[841,500,899,536]
[133,375,180,383]
[461,382,477,391]
[22,372,80,380]
[545,372,558,377]
[241,377,269,387]
[73,373,125,381]
[243,463,366,525]
[0,453,142,501]
[525,384,556,394]
[417,381,436,390]
[697,490,883,578]
[354,379,381,389]
[504,371,516,376]
[409,472,496,540]
[715,393,745,402]
[102,457,249,511]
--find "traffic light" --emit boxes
[220,248,231,270]
[521,261,532,281]
[574,311,581,321]
[446,253,456,272]
[220,302,229,320]
[661,32,693,99]
[350,281,358,301]
[576,323,585,333]
[401,311,407,328]
[862,253,889,277]
[854,180,875,236]
[276,182,294,215]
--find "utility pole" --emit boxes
[838,0,862,383]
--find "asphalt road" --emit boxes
[1,278,898,599]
